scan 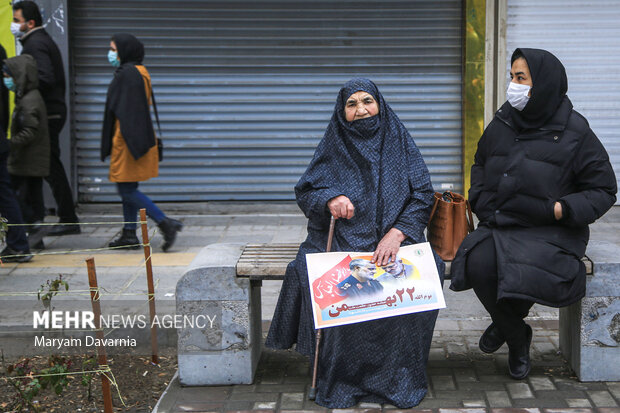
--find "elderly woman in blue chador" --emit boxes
[266,78,443,408]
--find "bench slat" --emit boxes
[236,243,592,280]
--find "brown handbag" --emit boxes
[427,191,474,261]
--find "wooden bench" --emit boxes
[236,243,453,280]
[176,242,615,386]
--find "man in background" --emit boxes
[12,0,80,235]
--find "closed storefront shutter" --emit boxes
[69,0,463,201]
[507,0,620,204]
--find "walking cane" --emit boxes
[308,215,335,401]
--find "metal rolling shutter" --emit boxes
[507,0,620,204]
[69,0,462,202]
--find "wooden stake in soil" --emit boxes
[86,257,114,413]
[139,208,159,364]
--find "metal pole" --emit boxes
[139,208,159,364]
[309,216,335,400]
[86,257,114,413]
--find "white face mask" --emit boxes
[506,82,531,111]
[10,22,25,38]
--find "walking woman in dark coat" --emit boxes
[450,48,617,380]
[101,33,182,251]
[266,78,444,408]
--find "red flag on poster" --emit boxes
[311,255,352,310]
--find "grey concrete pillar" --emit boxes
[560,240,620,381]
[176,243,262,385]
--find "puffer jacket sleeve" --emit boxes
[468,129,488,214]
[9,107,40,148]
[560,129,617,227]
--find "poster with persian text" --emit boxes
[306,242,445,329]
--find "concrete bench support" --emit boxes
[176,243,262,385]
[560,240,620,382]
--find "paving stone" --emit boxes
[279,392,305,409]
[512,398,567,409]
[436,319,460,330]
[490,409,540,413]
[177,386,230,402]
[173,401,223,411]
[587,390,618,407]
[528,376,556,391]
[280,411,327,413]
[227,392,279,402]
[431,375,457,391]
[383,409,432,413]
[543,409,594,413]
[566,399,592,408]
[462,399,487,407]
[437,409,487,412]
[507,382,534,399]
[418,398,461,409]
[254,383,306,393]
[432,390,485,401]
[222,400,254,410]
[597,409,620,413]
[485,390,512,408]
[358,403,382,408]
[454,368,479,383]
[457,382,508,392]
[533,390,587,401]
[608,383,620,399]
[253,401,277,409]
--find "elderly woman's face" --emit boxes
[510,57,533,96]
[344,91,379,122]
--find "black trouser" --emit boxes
[0,151,29,251]
[10,174,45,225]
[466,235,534,346]
[45,115,78,223]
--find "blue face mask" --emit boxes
[108,50,120,67]
[3,77,16,92]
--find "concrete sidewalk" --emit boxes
[1,203,619,412]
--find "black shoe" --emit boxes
[158,218,183,252]
[508,324,532,380]
[0,246,33,263]
[48,223,81,236]
[479,323,506,353]
[109,229,141,250]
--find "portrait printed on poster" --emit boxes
[306,243,445,329]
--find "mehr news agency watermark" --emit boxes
[32,311,217,350]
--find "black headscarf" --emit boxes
[100,33,154,161]
[295,78,433,249]
[509,48,568,130]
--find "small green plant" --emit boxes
[37,274,69,311]
[4,357,42,412]
[38,355,72,395]
[81,356,97,400]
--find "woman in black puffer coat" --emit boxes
[450,48,617,380]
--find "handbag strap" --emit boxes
[465,200,475,233]
[149,83,163,138]
[427,194,441,227]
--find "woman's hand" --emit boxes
[327,195,355,219]
[554,201,563,220]
[372,228,406,266]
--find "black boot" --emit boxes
[158,218,183,252]
[109,228,141,249]
[508,324,532,380]
[479,322,506,353]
